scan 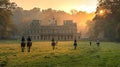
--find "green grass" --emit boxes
[0,41,120,67]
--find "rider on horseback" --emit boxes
[21,36,26,52]
[27,36,32,52]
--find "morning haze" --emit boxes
[10,0,97,13]
[10,0,96,38]
[0,0,120,67]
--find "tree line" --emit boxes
[0,0,17,39]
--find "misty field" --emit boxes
[0,40,120,67]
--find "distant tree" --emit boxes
[0,0,17,39]
[70,9,78,15]
[116,23,120,41]
[86,20,95,38]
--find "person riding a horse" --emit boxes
[74,39,77,50]
[21,36,26,52]
[96,40,100,47]
[51,38,56,50]
[27,36,32,52]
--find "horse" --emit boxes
[96,40,100,47]
[51,42,55,50]
[27,41,32,52]
[51,41,58,50]
[73,39,77,50]
[97,42,100,47]
[74,43,77,50]
[21,41,26,52]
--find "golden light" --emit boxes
[73,5,96,13]
[99,10,105,15]
[100,10,104,14]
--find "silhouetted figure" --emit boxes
[90,41,92,46]
[51,38,56,50]
[27,36,32,52]
[73,39,77,49]
[96,40,100,47]
[21,36,26,52]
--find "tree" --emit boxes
[116,23,120,41]
[91,0,120,41]
[70,9,78,15]
[0,0,16,39]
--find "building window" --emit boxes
[37,36,39,39]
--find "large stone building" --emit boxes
[24,18,79,40]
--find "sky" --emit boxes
[10,0,98,13]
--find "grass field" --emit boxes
[0,40,120,67]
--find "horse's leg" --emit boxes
[21,47,24,52]
[97,44,99,47]
[53,46,54,50]
[74,46,76,50]
[29,46,30,52]
[21,47,23,52]
[28,46,30,52]
[27,46,29,52]
[52,46,55,50]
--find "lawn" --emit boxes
[0,40,120,67]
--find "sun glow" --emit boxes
[75,5,96,13]
[100,10,104,14]
[10,0,97,14]
[98,10,105,16]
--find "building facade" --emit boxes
[24,19,78,40]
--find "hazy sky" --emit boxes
[10,0,98,13]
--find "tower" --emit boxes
[50,17,57,25]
